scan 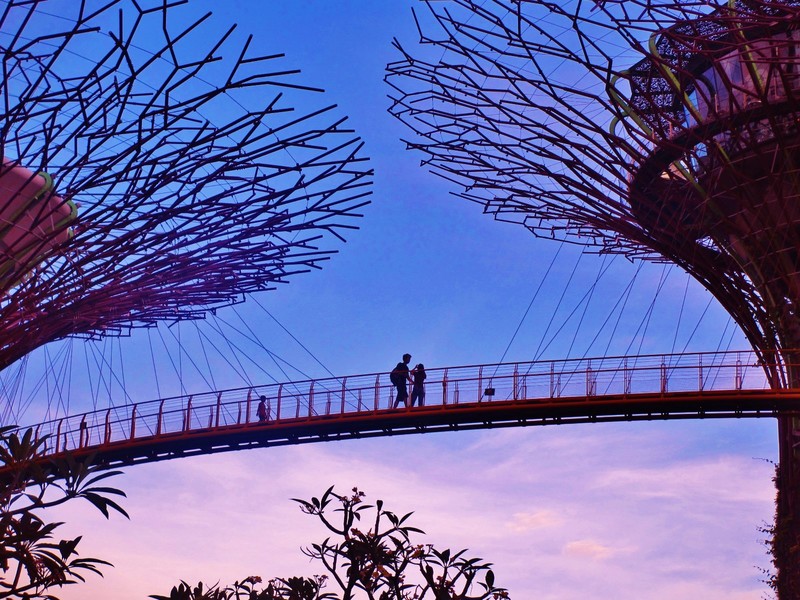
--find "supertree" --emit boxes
[386,0,800,595]
[0,0,371,388]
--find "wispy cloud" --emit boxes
[562,539,616,560]
[508,509,562,532]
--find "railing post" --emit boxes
[586,360,595,396]
[736,356,743,390]
[79,417,87,448]
[341,377,347,414]
[207,406,213,428]
[104,410,111,445]
[130,405,137,440]
[56,419,62,453]
[442,369,448,405]
[478,366,483,402]
[358,389,364,412]
[308,382,315,417]
[513,364,519,400]
[375,375,380,411]
[277,385,283,420]
[550,362,556,398]
[624,358,631,396]
[326,392,332,415]
[215,392,222,427]
[698,355,704,391]
[246,390,252,424]
[156,400,164,436]
[452,381,458,405]
[660,361,668,394]
[184,398,192,432]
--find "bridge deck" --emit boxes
[13,350,800,469]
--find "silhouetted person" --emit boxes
[410,363,426,407]
[257,395,268,422]
[391,353,412,408]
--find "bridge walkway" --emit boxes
[14,350,800,469]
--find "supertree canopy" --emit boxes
[387,0,800,595]
[387,0,800,383]
[0,0,371,373]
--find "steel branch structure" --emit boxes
[387,0,800,595]
[0,0,371,373]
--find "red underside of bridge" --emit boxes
[39,389,800,470]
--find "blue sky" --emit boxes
[16,1,779,598]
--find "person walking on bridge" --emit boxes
[257,395,268,422]
[391,353,412,408]
[410,363,426,407]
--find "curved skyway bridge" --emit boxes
[10,350,800,470]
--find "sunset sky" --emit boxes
[15,1,779,598]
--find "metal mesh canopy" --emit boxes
[388,3,800,592]
[386,0,800,378]
[0,0,372,372]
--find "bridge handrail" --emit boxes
[14,350,776,456]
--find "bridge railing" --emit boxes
[26,350,772,456]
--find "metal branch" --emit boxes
[0,0,372,371]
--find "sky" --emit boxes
[8,1,781,598]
